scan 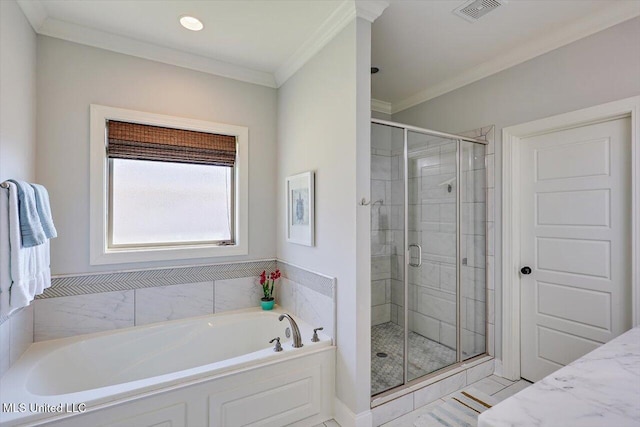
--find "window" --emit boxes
[90,105,248,265]
[110,159,233,246]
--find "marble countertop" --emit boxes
[478,327,640,427]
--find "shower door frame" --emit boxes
[371,118,490,400]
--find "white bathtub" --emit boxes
[0,307,335,427]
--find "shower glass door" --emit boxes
[370,120,488,397]
[406,131,458,381]
[460,140,487,360]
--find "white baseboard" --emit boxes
[334,398,372,427]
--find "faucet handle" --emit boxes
[311,327,324,342]
[269,337,283,352]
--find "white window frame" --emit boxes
[89,104,249,265]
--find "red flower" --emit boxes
[260,270,266,285]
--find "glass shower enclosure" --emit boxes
[370,120,488,396]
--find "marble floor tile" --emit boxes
[371,322,456,395]
[311,420,341,427]
[372,392,414,426]
[466,376,507,396]
[492,380,532,402]
[414,371,466,409]
[383,388,497,427]
[381,399,445,427]
[488,374,515,387]
[466,359,495,384]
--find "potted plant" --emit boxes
[259,269,280,310]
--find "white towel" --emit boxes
[0,182,51,317]
[0,186,11,317]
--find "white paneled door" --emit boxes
[520,117,632,382]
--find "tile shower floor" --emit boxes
[371,322,457,395]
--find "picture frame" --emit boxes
[286,171,315,246]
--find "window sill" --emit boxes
[90,243,248,265]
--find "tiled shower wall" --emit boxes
[371,124,404,326]
[0,260,335,349]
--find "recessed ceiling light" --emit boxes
[180,15,204,32]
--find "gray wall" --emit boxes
[0,0,37,376]
[36,36,278,276]
[393,16,640,361]
[0,0,36,183]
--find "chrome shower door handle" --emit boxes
[408,244,422,267]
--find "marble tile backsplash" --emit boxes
[136,282,214,326]
[34,290,135,341]
[214,277,262,313]
[31,264,336,343]
[0,305,34,377]
[281,278,335,340]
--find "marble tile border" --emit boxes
[30,259,336,303]
[37,260,277,299]
[276,261,335,299]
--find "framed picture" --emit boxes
[286,171,315,246]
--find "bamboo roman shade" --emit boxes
[107,121,237,167]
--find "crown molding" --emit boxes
[24,13,278,88]
[371,98,392,115]
[17,0,388,90]
[274,1,355,86]
[275,1,388,86]
[391,1,640,114]
[355,1,389,23]
[16,0,47,31]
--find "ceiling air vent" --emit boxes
[453,0,505,23]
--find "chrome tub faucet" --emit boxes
[278,313,303,348]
